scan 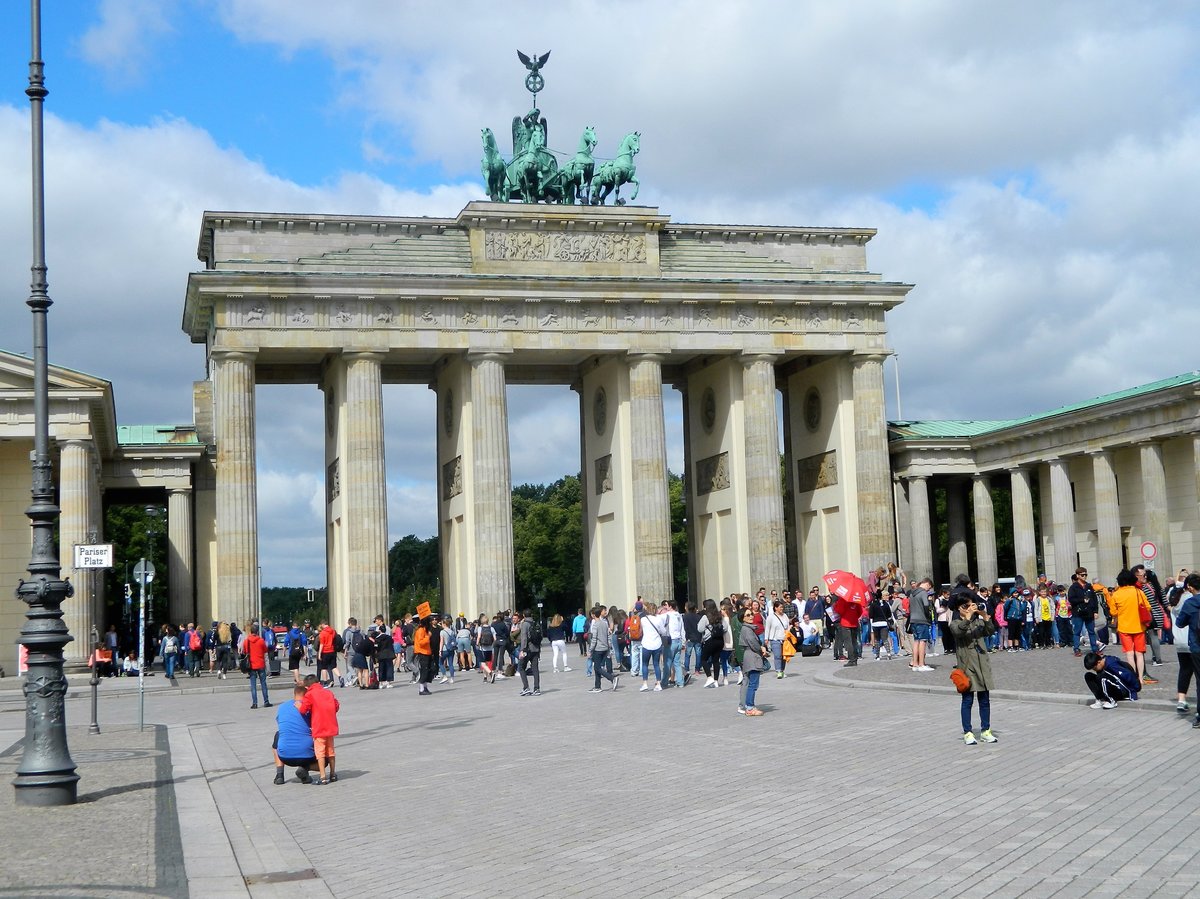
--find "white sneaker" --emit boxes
[1102,700,1117,709]
[917,665,934,672]
[563,666,572,672]
[704,677,715,688]
[736,672,744,685]
[963,732,978,745]
[639,683,649,692]
[1090,700,1104,709]
[720,676,727,686]
[653,683,662,692]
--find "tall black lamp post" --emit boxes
[13,0,79,806]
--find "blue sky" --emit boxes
[2,1,1199,587]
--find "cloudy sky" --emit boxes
[1,1,1197,588]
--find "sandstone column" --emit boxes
[1047,457,1077,582]
[742,354,787,592]
[1010,467,1038,582]
[1090,450,1123,581]
[167,488,194,626]
[676,382,699,605]
[213,349,258,625]
[469,353,515,609]
[907,476,934,579]
[343,352,390,621]
[946,481,969,579]
[780,385,801,590]
[59,439,92,663]
[972,473,998,586]
[1139,441,1169,574]
[628,353,672,604]
[851,354,896,574]
[893,476,912,576]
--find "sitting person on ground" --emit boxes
[272,684,318,785]
[1083,651,1140,709]
[89,642,116,677]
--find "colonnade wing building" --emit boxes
[889,372,1200,588]
[182,202,910,626]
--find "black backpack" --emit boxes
[479,626,495,647]
[526,621,542,651]
[353,631,372,657]
[332,632,345,653]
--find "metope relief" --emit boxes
[796,451,838,493]
[594,454,613,495]
[326,458,340,504]
[483,230,647,264]
[442,455,463,500]
[695,452,730,496]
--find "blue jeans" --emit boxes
[769,639,784,671]
[684,640,703,673]
[719,648,732,675]
[439,650,455,678]
[1021,622,1034,650]
[163,651,178,678]
[664,640,684,685]
[640,646,662,681]
[802,635,820,646]
[961,690,990,732]
[740,669,761,709]
[1072,617,1099,652]
[249,668,269,705]
[629,640,641,676]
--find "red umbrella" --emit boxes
[823,570,869,605]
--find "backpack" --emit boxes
[526,621,542,651]
[627,614,643,640]
[332,632,345,654]
[352,631,372,656]
[479,626,495,647]
[189,630,202,651]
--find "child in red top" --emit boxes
[299,674,341,784]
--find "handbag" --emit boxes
[949,667,971,693]
[238,653,250,674]
[1138,600,1152,627]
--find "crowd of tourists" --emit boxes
[86,555,1200,769]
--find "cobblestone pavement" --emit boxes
[1,654,1198,898]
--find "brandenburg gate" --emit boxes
[182,201,910,626]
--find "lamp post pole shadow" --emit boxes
[13,0,79,806]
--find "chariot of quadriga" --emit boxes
[481,50,641,206]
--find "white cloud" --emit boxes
[76,0,178,85]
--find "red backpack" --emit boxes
[189,630,202,651]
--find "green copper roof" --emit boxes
[117,425,201,446]
[891,371,1200,441]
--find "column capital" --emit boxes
[972,471,993,483]
[58,437,92,449]
[1086,447,1114,458]
[342,350,386,363]
[626,351,667,364]
[167,486,192,496]
[850,351,889,365]
[905,474,928,484]
[210,348,258,362]
[466,349,513,365]
[739,350,784,367]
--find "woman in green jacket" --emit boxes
[948,592,998,745]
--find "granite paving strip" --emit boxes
[0,723,185,898]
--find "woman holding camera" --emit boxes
[948,589,998,745]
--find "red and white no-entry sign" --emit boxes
[1140,540,1158,561]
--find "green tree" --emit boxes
[103,503,169,634]
[512,475,584,616]
[669,471,687,603]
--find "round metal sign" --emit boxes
[1140,540,1157,561]
[133,560,156,583]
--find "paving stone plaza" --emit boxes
[1,651,1197,898]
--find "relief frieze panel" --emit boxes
[484,230,647,264]
[696,452,730,496]
[796,450,838,493]
[442,455,463,500]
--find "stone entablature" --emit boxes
[891,380,1200,477]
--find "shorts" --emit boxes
[288,654,302,671]
[1008,621,1023,641]
[314,736,335,758]
[1118,632,1147,653]
[351,652,368,671]
[911,623,931,643]
[318,651,336,668]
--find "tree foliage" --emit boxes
[512,475,584,615]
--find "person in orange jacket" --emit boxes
[413,615,437,695]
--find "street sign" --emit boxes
[73,543,113,569]
[133,560,156,584]
[1140,540,1158,561]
